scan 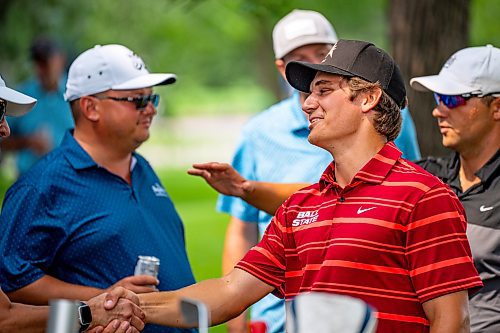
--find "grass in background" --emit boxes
[158,167,229,333]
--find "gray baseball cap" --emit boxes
[273,9,338,59]
[0,75,37,117]
[410,44,500,96]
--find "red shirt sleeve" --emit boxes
[405,183,483,303]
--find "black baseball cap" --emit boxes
[285,39,406,108]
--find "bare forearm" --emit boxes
[242,182,307,215]
[222,218,258,332]
[0,302,48,333]
[7,275,103,305]
[222,218,258,275]
[140,269,272,327]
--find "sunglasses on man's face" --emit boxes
[0,99,6,122]
[97,94,160,110]
[433,93,473,109]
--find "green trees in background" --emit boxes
[0,0,499,155]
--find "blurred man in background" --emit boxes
[1,37,74,176]
[218,9,421,333]
[0,44,196,333]
[411,44,500,332]
[0,74,144,333]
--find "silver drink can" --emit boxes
[134,255,160,279]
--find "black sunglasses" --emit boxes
[96,94,160,110]
[0,99,6,122]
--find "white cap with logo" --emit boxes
[410,44,500,96]
[64,44,177,102]
[0,75,37,117]
[273,9,338,59]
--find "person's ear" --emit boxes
[275,59,286,80]
[491,97,500,121]
[360,87,382,113]
[79,96,100,122]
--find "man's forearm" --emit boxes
[0,302,48,333]
[139,269,273,327]
[242,182,307,215]
[222,218,259,333]
[7,275,103,305]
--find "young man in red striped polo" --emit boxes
[111,40,482,332]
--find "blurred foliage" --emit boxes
[0,0,499,117]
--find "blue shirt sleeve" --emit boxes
[216,129,260,223]
[395,107,421,161]
[0,183,67,292]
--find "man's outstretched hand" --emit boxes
[187,162,254,198]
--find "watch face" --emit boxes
[79,302,92,325]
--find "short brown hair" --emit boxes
[345,77,403,141]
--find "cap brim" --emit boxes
[112,73,177,90]
[0,86,37,117]
[286,61,354,92]
[410,74,477,95]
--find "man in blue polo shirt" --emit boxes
[0,44,196,333]
[218,9,421,333]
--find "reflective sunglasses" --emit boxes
[97,94,160,110]
[433,93,473,109]
[0,99,6,122]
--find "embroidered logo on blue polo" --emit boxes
[151,183,168,197]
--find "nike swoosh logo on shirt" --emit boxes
[479,205,493,212]
[357,207,377,214]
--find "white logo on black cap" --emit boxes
[323,44,337,63]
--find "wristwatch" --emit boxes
[78,301,92,332]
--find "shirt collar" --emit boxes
[319,141,402,190]
[448,149,500,185]
[62,130,138,171]
[62,131,98,170]
[476,149,500,184]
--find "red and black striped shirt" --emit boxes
[237,142,482,332]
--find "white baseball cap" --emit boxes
[64,44,177,101]
[410,44,500,96]
[0,74,37,117]
[273,9,338,59]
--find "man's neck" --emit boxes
[458,130,499,191]
[73,129,133,184]
[331,134,386,188]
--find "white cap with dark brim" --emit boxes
[0,75,37,117]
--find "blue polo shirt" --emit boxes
[8,76,74,174]
[217,92,421,333]
[0,131,196,333]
